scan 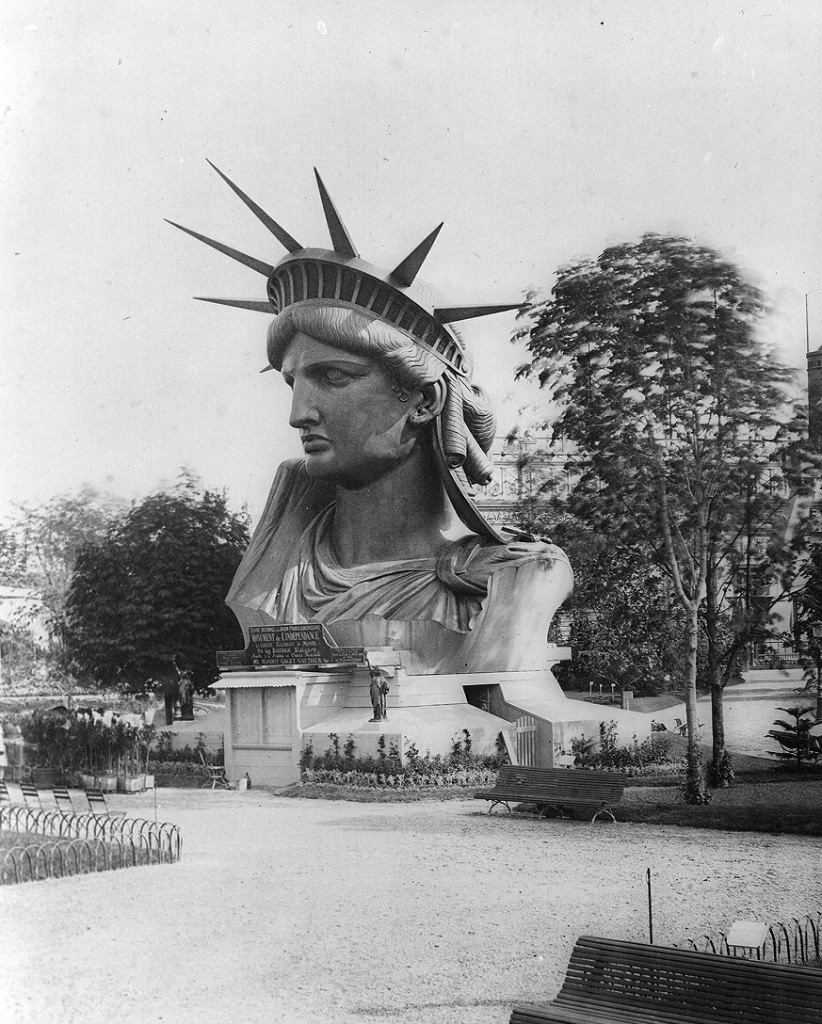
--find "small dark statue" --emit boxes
[369,667,389,722]
[176,667,195,721]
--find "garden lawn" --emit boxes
[617,776,822,835]
[286,757,822,835]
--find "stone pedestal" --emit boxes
[217,645,654,784]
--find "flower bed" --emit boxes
[302,766,499,789]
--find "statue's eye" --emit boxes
[320,367,350,385]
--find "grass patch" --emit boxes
[615,801,822,835]
[272,764,822,835]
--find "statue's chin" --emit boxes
[303,451,409,491]
[303,458,366,490]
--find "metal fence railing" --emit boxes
[675,912,821,966]
[751,640,802,667]
[0,804,182,884]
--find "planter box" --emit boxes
[117,774,146,793]
[80,773,96,790]
[144,774,155,790]
[95,773,118,793]
[31,767,60,788]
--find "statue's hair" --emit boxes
[267,304,496,484]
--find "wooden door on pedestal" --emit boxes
[229,684,297,786]
[515,715,537,767]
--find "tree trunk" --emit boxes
[683,601,707,802]
[705,574,728,786]
[710,678,727,784]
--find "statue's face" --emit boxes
[281,332,418,488]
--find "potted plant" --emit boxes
[140,723,157,790]
[78,715,117,790]
[115,720,146,793]
[19,710,70,786]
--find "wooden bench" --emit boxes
[475,765,626,823]
[510,935,822,1024]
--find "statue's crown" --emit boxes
[167,162,518,378]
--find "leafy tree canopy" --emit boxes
[65,473,249,694]
[0,487,122,692]
[514,233,817,796]
[517,501,686,697]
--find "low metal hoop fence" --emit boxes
[675,911,821,966]
[1,805,182,884]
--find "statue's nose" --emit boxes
[288,381,320,428]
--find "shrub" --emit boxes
[570,721,681,776]
[767,706,821,769]
[299,730,507,789]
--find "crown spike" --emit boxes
[195,298,277,313]
[434,303,521,323]
[206,160,303,253]
[313,168,358,258]
[165,220,275,277]
[390,223,444,287]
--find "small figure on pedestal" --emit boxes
[369,666,389,722]
[174,660,195,721]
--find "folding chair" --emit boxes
[85,788,126,818]
[199,747,231,789]
[50,784,94,837]
[0,779,26,829]
[19,781,65,832]
[20,781,44,812]
[52,785,76,815]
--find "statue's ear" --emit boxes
[409,380,446,425]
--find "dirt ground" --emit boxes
[2,787,821,1024]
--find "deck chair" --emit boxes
[199,747,231,789]
[85,788,126,818]
[50,785,95,836]
[19,781,66,831]
[20,781,44,811]
[0,779,27,829]
[52,785,76,815]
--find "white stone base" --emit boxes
[217,660,658,782]
[302,702,513,763]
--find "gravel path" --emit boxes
[2,788,820,1024]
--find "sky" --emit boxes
[2,0,821,526]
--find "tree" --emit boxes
[66,473,250,722]
[0,488,121,698]
[788,535,822,721]
[515,233,815,800]
[515,502,687,696]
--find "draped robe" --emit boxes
[227,459,572,674]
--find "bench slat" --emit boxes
[476,788,623,803]
[477,766,626,821]
[512,935,822,1024]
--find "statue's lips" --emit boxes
[301,435,331,453]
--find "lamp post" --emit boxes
[812,624,822,721]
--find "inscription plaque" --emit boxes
[218,623,365,670]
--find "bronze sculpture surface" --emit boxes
[170,166,572,675]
